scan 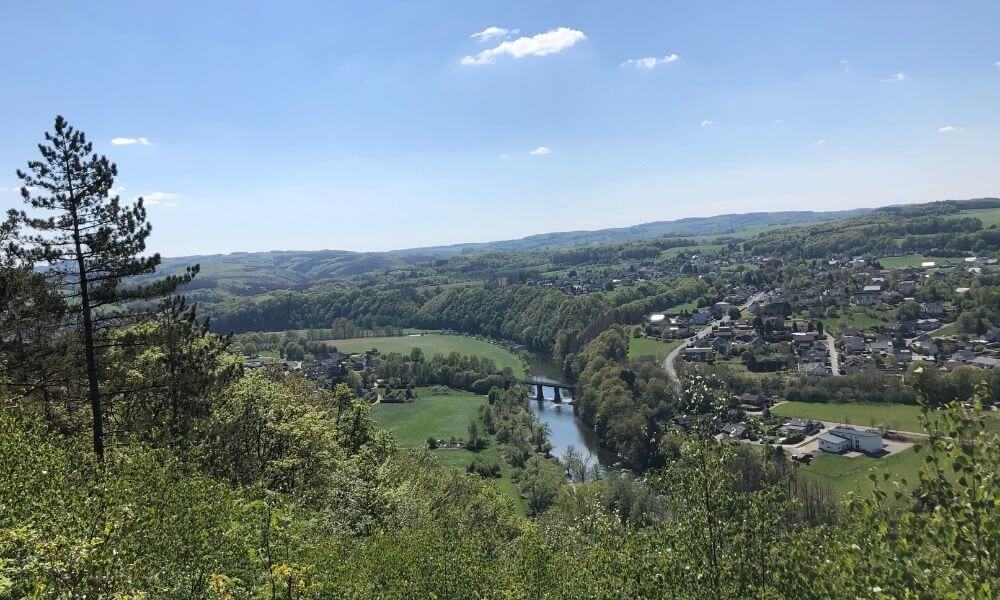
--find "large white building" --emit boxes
[818,426,883,454]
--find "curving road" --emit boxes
[663,292,767,394]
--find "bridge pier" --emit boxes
[536,384,544,401]
[553,386,562,403]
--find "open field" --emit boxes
[773,401,925,432]
[958,207,1000,227]
[818,308,889,332]
[660,243,725,258]
[372,388,487,447]
[629,336,684,362]
[798,446,924,497]
[371,387,528,512]
[329,333,526,375]
[879,255,959,269]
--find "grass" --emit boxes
[659,244,725,258]
[958,207,1000,228]
[628,336,684,362]
[371,388,487,447]
[798,446,925,498]
[664,299,699,314]
[773,401,926,432]
[371,387,528,512]
[879,255,960,269]
[817,308,888,333]
[328,333,526,376]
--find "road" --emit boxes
[824,333,841,376]
[663,291,768,394]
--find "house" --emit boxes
[911,335,939,356]
[970,356,1000,369]
[821,426,883,454]
[784,418,820,436]
[791,331,818,345]
[690,311,711,326]
[854,285,882,306]
[869,335,894,354]
[921,302,944,316]
[842,335,866,353]
[721,422,748,439]
[683,347,714,362]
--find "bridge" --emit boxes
[504,378,576,403]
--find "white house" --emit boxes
[820,426,883,454]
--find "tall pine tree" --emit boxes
[15,116,198,461]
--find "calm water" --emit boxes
[523,352,616,468]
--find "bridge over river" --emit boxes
[505,377,576,403]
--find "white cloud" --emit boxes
[140,191,179,207]
[528,146,552,155]
[937,125,965,133]
[499,153,510,159]
[700,120,714,127]
[461,27,586,66]
[111,137,153,146]
[881,72,906,83]
[994,61,1000,67]
[619,54,680,70]
[815,140,826,146]
[470,26,518,43]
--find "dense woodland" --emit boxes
[1,119,997,597]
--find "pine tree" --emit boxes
[15,116,198,461]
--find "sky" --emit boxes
[1,1,999,257]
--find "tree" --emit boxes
[728,307,742,321]
[14,116,197,461]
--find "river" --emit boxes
[523,352,616,469]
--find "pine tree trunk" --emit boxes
[69,203,104,462]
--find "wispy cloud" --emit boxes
[620,54,680,70]
[499,153,511,159]
[461,27,586,66]
[111,137,153,146]
[994,61,1000,67]
[528,146,552,156]
[700,120,714,127]
[140,191,179,207]
[470,26,519,43]
[881,72,906,83]
[815,140,826,146]
[937,125,965,134]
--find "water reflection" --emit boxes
[523,351,615,469]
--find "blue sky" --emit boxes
[1,1,998,256]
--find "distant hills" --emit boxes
[396,209,872,255]
[153,207,872,292]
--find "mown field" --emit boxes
[329,333,526,375]
[773,401,926,432]
[819,307,889,333]
[878,255,960,269]
[372,388,487,447]
[371,387,527,512]
[798,446,925,498]
[628,336,684,362]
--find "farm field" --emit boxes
[629,336,684,362]
[878,255,959,269]
[798,446,924,498]
[773,401,925,432]
[958,207,1000,227]
[660,243,725,258]
[329,333,526,375]
[372,388,487,447]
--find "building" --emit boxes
[683,347,714,362]
[820,426,883,454]
[818,432,850,454]
[784,418,820,436]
